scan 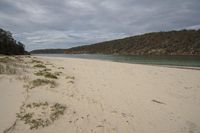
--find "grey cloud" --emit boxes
[0,0,200,51]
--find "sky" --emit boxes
[0,0,200,51]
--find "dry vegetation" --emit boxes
[0,64,17,74]
[17,102,66,129]
[58,67,64,69]
[33,64,46,68]
[34,69,58,79]
[0,56,14,63]
[33,63,63,79]
[1,56,73,132]
[0,56,28,75]
[29,79,57,89]
[31,59,43,64]
[66,76,75,80]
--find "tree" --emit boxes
[0,28,27,55]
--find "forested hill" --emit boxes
[64,29,200,55]
[0,28,27,55]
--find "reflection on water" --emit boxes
[35,54,200,67]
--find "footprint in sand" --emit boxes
[66,76,75,84]
[110,110,118,114]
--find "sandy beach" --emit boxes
[0,56,200,133]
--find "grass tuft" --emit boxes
[50,103,66,121]
[54,71,62,76]
[33,64,46,68]
[31,79,56,88]
[44,73,57,79]
[26,101,48,108]
[0,57,13,63]
[34,70,47,76]
[34,70,58,79]
[31,60,43,64]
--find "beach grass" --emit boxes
[34,69,58,79]
[33,64,46,68]
[17,102,66,129]
[54,71,62,76]
[31,59,43,64]
[0,64,17,74]
[30,79,56,88]
[0,57,14,63]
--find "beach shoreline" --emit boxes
[1,55,200,133]
[35,55,200,70]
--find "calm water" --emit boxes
[35,54,200,67]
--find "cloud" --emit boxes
[0,0,200,51]
[13,30,127,50]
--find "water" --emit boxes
[35,54,200,67]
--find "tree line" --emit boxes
[0,28,28,55]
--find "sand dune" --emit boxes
[0,56,200,133]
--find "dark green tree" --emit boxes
[0,28,27,55]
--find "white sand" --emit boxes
[0,56,200,133]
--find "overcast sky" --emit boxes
[0,0,200,51]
